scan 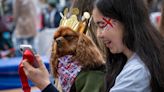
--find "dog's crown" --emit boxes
[59,8,91,33]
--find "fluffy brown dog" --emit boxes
[50,27,105,92]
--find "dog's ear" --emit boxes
[73,34,104,68]
[50,42,59,78]
[77,34,94,47]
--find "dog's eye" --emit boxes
[63,35,74,40]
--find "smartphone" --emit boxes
[19,45,36,54]
[19,44,38,68]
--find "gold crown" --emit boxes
[59,8,90,33]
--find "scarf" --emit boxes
[57,55,81,92]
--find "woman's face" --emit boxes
[92,7,126,54]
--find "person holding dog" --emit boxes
[23,0,164,92]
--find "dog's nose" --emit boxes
[56,39,62,48]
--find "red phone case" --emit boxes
[18,49,38,92]
[22,48,38,67]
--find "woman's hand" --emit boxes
[22,55,51,90]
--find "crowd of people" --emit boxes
[0,0,65,58]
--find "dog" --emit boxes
[50,27,105,92]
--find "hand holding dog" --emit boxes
[23,55,51,90]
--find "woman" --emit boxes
[92,0,164,92]
[13,0,37,56]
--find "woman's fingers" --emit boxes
[35,55,46,68]
[22,60,35,77]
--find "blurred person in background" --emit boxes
[0,0,15,58]
[13,0,37,56]
[0,32,15,58]
[145,0,158,12]
[146,0,162,30]
[43,0,61,28]
[159,0,164,37]
[0,14,15,58]
[37,0,48,31]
